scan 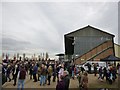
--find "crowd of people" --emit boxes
[95,63,120,84]
[2,57,120,90]
[2,58,81,90]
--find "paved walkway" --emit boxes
[2,74,119,89]
[2,73,78,88]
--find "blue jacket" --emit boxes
[33,65,38,74]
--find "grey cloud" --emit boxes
[90,3,118,43]
[2,2,118,58]
[38,2,118,43]
[2,38,31,51]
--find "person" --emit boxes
[71,65,75,79]
[69,66,72,77]
[40,64,46,86]
[2,65,7,84]
[56,65,60,82]
[36,63,40,81]
[25,62,29,74]
[80,72,88,90]
[98,67,103,81]
[53,65,57,82]
[63,71,70,90]
[118,66,120,81]
[81,67,85,73]
[118,66,120,90]
[37,66,42,81]
[108,70,113,84]
[44,65,48,84]
[117,63,120,69]
[6,65,11,82]
[74,66,77,76]
[102,67,107,80]
[17,65,26,90]
[33,63,38,82]
[29,63,33,80]
[106,68,110,82]
[77,70,82,88]
[13,64,19,86]
[47,65,53,85]
[56,75,65,90]
[58,64,64,82]
[112,66,117,82]
[94,63,97,76]
[87,63,91,74]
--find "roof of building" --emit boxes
[114,43,120,47]
[64,25,115,55]
[65,25,115,37]
[55,53,64,56]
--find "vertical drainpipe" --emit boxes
[112,36,115,56]
[112,36,116,66]
[73,37,75,64]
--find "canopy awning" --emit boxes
[100,55,120,61]
[55,54,64,56]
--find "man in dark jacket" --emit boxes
[6,65,11,82]
[2,65,7,85]
[17,65,26,90]
[53,65,57,82]
[102,67,107,80]
[33,63,38,82]
[94,63,97,76]
[56,75,65,90]
[29,63,33,80]
[12,64,19,86]
[63,71,70,90]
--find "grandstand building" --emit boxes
[64,25,115,64]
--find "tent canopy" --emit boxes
[55,54,64,56]
[100,55,120,61]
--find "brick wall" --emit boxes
[94,48,114,60]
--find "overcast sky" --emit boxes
[1,1,118,58]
